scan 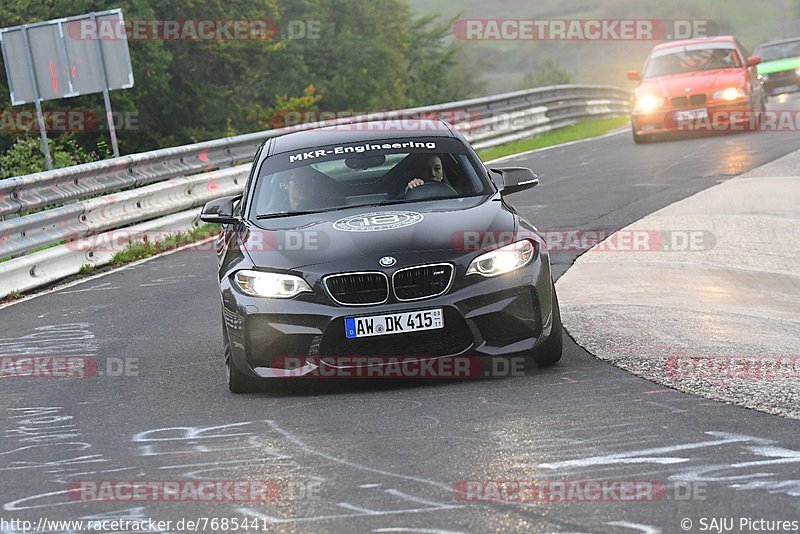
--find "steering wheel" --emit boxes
[404,181,458,200]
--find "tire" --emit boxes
[751,96,766,131]
[530,283,563,368]
[632,130,652,144]
[223,316,259,393]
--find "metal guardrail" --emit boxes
[0,84,631,297]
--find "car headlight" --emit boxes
[795,68,800,76]
[633,94,664,113]
[713,87,746,101]
[466,240,536,278]
[234,270,312,298]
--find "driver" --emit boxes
[287,167,316,210]
[273,166,331,212]
[404,154,448,193]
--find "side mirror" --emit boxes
[200,195,241,225]
[747,55,761,67]
[627,70,640,81]
[489,167,539,195]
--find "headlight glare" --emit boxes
[634,94,663,113]
[713,87,746,100]
[466,240,536,277]
[234,270,312,298]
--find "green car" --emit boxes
[754,37,800,97]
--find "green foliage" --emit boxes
[0,136,98,178]
[109,224,219,265]
[247,84,323,130]
[518,60,574,90]
[404,14,485,104]
[0,0,484,164]
[95,137,111,160]
[1,290,21,303]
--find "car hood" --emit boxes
[757,56,800,75]
[241,195,517,272]
[637,69,745,96]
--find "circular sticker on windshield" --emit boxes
[333,211,424,232]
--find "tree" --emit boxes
[0,136,100,178]
[518,60,574,89]
[0,0,484,170]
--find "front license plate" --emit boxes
[345,308,444,339]
[674,108,708,121]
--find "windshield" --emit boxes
[249,137,491,219]
[754,40,800,61]
[643,45,742,78]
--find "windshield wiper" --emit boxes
[255,205,357,220]
[255,209,328,220]
[372,199,410,207]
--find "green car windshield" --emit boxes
[755,40,800,61]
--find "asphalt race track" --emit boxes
[2,95,800,533]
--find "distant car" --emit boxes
[201,121,562,392]
[754,37,800,97]
[628,36,766,143]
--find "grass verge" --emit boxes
[1,224,220,303]
[108,224,220,265]
[478,116,629,162]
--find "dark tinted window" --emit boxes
[249,137,490,219]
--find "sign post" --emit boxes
[90,12,119,157]
[20,25,52,169]
[0,9,134,168]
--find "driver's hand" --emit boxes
[405,178,424,192]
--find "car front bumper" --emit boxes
[631,100,754,135]
[220,256,556,379]
[762,71,800,95]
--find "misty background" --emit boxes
[406,0,800,92]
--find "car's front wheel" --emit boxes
[748,95,766,131]
[530,284,563,367]
[223,316,259,393]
